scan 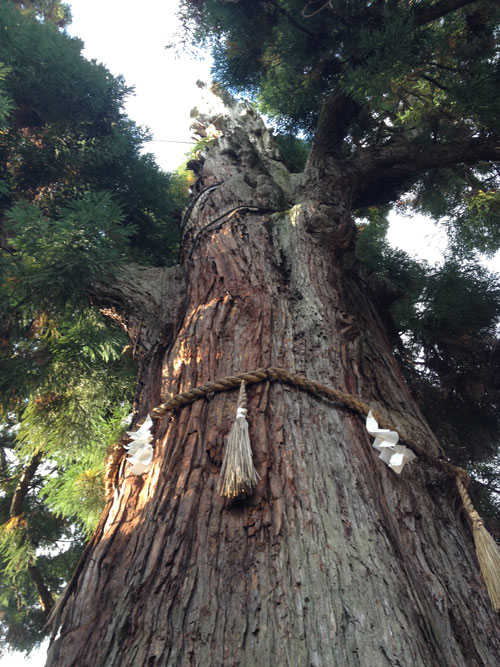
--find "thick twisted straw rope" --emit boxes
[51,367,500,636]
[151,366,465,482]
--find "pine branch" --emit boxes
[473,477,500,497]
[413,0,477,27]
[89,263,186,357]
[420,73,451,93]
[263,0,316,37]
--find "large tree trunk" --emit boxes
[46,88,500,666]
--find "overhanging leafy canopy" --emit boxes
[180,0,500,223]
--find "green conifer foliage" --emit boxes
[0,0,186,653]
[11,0,72,26]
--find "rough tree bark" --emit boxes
[45,87,500,666]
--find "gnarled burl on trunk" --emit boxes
[46,86,500,667]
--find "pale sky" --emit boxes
[68,0,212,172]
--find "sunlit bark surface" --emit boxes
[46,88,500,667]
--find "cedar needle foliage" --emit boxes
[0,0,187,654]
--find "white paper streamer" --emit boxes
[124,415,154,475]
[366,411,416,474]
[121,412,134,427]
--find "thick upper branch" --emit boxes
[89,263,186,360]
[413,0,477,27]
[351,137,500,207]
[311,91,363,158]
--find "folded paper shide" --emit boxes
[366,411,416,474]
[124,415,154,475]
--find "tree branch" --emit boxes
[28,563,55,613]
[351,137,500,208]
[263,0,316,37]
[8,451,56,613]
[413,0,477,28]
[310,91,363,158]
[472,477,500,498]
[89,263,187,359]
[9,451,44,517]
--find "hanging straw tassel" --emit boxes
[218,381,260,499]
[456,476,500,612]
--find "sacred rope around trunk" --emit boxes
[150,367,464,479]
[104,366,500,613]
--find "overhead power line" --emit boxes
[145,139,197,145]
